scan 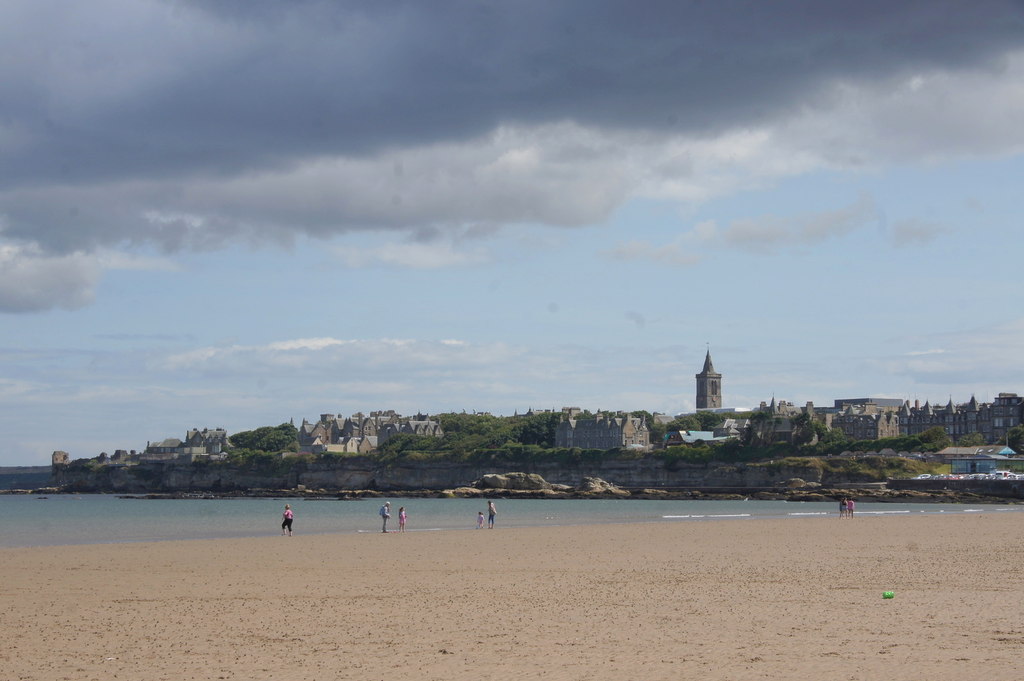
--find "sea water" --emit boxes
[1,494,1021,549]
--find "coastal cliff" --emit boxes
[52,457,826,494]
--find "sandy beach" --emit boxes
[2,513,1023,680]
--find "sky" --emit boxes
[3,1,1024,465]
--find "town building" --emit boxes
[938,445,1018,474]
[900,393,1024,443]
[834,397,905,412]
[298,411,443,454]
[830,407,900,441]
[555,413,651,450]
[143,428,229,461]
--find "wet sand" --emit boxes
[2,513,1023,680]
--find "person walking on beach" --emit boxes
[838,498,848,518]
[847,497,855,518]
[380,501,391,533]
[477,511,485,529]
[398,506,407,533]
[487,500,497,529]
[281,504,294,536]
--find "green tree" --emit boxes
[666,414,701,432]
[790,412,818,447]
[956,432,986,447]
[435,412,517,456]
[745,411,780,448]
[511,412,561,447]
[665,411,726,434]
[1006,425,1024,454]
[917,426,952,451]
[377,433,440,457]
[694,411,726,431]
[228,423,299,453]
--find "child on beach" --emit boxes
[281,504,293,536]
[477,511,484,529]
[398,506,407,532]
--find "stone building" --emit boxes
[900,393,1023,443]
[143,428,229,461]
[830,407,900,441]
[184,428,229,454]
[749,392,1024,444]
[695,349,722,410]
[377,414,445,446]
[555,413,651,450]
[298,410,443,453]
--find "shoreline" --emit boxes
[6,493,1022,551]
[4,484,1020,505]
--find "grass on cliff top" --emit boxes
[754,456,946,482]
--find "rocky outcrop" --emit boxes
[475,472,552,491]
[577,477,629,496]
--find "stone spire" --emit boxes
[696,347,722,410]
[701,348,716,374]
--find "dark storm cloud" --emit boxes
[2,0,1024,257]
[7,1,1024,182]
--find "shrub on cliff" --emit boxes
[228,423,299,453]
[818,455,937,482]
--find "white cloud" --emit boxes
[95,249,182,272]
[160,337,525,374]
[906,349,947,357]
[890,219,950,247]
[875,319,1024,393]
[721,195,878,253]
[335,240,489,269]
[604,239,702,267]
[267,338,349,352]
[607,195,880,265]
[0,242,100,312]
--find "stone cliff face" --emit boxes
[52,457,825,493]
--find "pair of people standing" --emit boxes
[476,500,499,528]
[380,502,407,533]
[838,497,856,518]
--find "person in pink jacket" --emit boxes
[281,504,294,536]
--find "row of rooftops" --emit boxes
[760,393,1022,416]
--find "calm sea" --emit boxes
[1,494,1021,549]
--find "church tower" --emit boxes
[695,348,722,410]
